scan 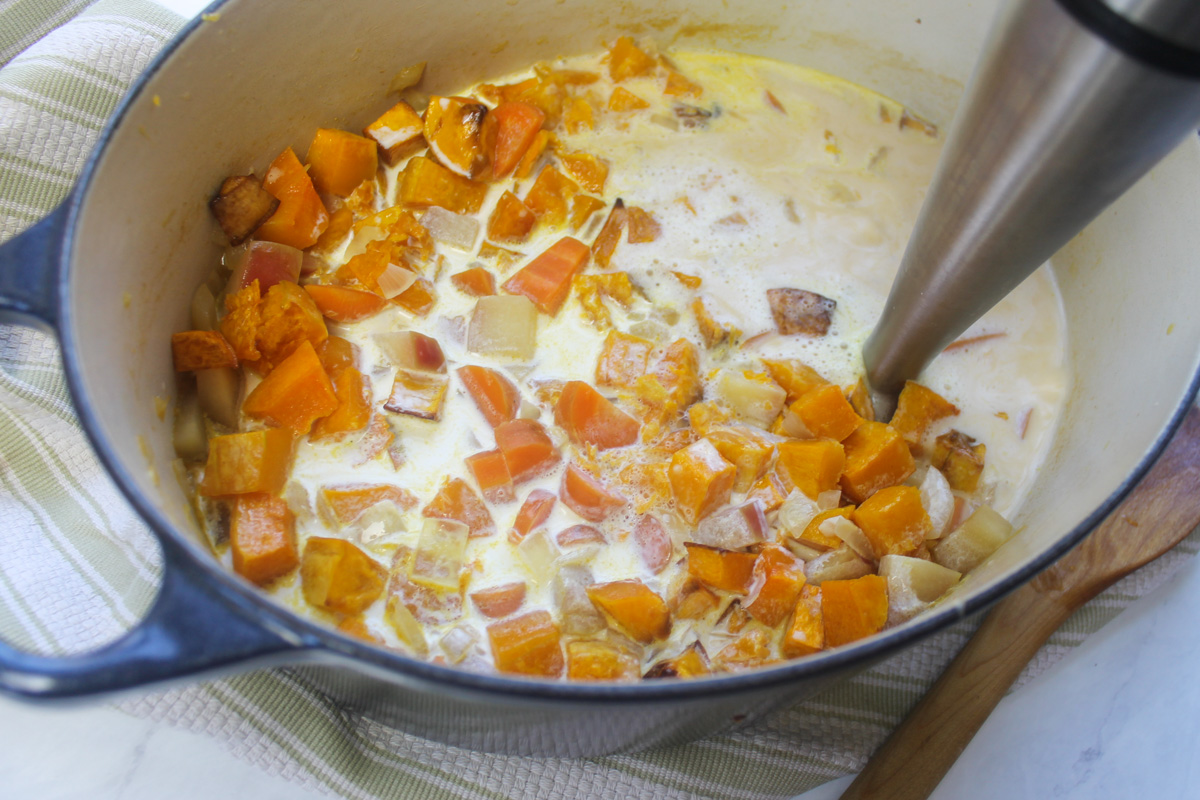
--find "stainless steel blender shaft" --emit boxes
[863,0,1200,412]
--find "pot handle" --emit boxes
[0,536,317,701]
[0,203,68,331]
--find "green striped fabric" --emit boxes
[0,2,1196,798]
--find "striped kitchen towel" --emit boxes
[1,1,1197,798]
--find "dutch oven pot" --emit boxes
[0,0,1198,758]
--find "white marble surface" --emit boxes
[1,552,1197,800]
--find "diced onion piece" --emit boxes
[468,295,537,359]
[353,502,407,548]
[518,399,541,420]
[693,501,767,549]
[374,330,446,372]
[517,528,558,580]
[821,516,876,562]
[301,252,326,277]
[804,546,872,584]
[932,506,1014,573]
[421,207,480,251]
[920,466,955,539]
[817,489,842,511]
[376,263,418,299]
[438,623,480,664]
[388,61,426,94]
[784,540,822,561]
[385,595,429,655]
[716,370,786,429]
[554,564,605,635]
[190,284,217,331]
[172,391,207,462]
[879,554,961,626]
[410,517,469,591]
[224,240,302,294]
[195,367,240,429]
[776,490,819,537]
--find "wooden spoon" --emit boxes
[840,406,1200,800]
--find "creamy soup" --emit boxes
[174,39,1067,680]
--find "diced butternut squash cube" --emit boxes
[502,236,590,315]
[242,340,338,434]
[384,368,449,420]
[422,477,496,538]
[398,156,487,214]
[570,195,606,231]
[555,380,640,450]
[762,358,828,403]
[669,439,736,524]
[487,610,564,677]
[560,151,609,195]
[608,36,657,81]
[172,330,238,371]
[394,277,437,316]
[821,574,888,647]
[305,128,379,197]
[495,419,560,482]
[932,429,987,491]
[230,494,298,586]
[487,190,536,243]
[672,582,719,619]
[626,206,661,243]
[797,506,854,552]
[791,383,864,442]
[852,485,931,559]
[776,439,846,500]
[563,96,596,134]
[586,579,671,643]
[320,483,417,525]
[644,642,711,678]
[363,100,424,166]
[310,366,370,439]
[523,166,579,230]
[303,285,387,323]
[782,584,824,658]
[423,95,488,178]
[745,543,806,626]
[609,87,650,111]
[515,129,552,179]
[889,381,959,444]
[840,421,915,503]
[301,537,387,615]
[685,542,757,593]
[567,640,640,680]
[199,428,294,497]
[596,330,653,388]
[257,147,330,250]
[705,428,775,492]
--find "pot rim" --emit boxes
[56,0,1200,703]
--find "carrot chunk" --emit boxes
[782,584,824,658]
[457,365,521,428]
[567,640,640,680]
[242,340,339,434]
[821,574,888,647]
[256,147,330,249]
[511,488,557,541]
[172,330,238,371]
[450,266,497,297]
[840,421,916,503]
[523,167,579,230]
[230,494,298,586]
[465,449,516,503]
[305,128,379,197]
[490,101,546,178]
[486,190,536,243]
[303,284,387,323]
[791,383,864,442]
[321,483,417,525]
[470,581,527,618]
[596,330,653,388]
[363,99,424,166]
[685,543,757,593]
[669,439,736,524]
[495,419,560,482]
[745,543,806,627]
[422,477,495,538]
[502,236,590,315]
[488,610,564,676]
[555,380,640,450]
[560,463,626,522]
[310,366,370,439]
[199,428,294,497]
[776,439,846,500]
[398,156,487,214]
[301,536,387,615]
[853,485,931,559]
[586,580,671,643]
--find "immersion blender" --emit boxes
[863,0,1200,413]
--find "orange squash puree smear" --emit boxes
[178,39,1067,679]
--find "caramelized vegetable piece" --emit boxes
[575,271,637,329]
[633,514,672,573]
[586,580,671,643]
[502,236,590,314]
[560,152,609,195]
[840,421,916,503]
[745,471,788,513]
[199,428,294,497]
[791,383,864,442]
[171,330,238,372]
[230,494,297,586]
[487,191,536,243]
[932,429,987,491]
[242,340,337,433]
[301,536,387,615]
[422,477,495,538]
[384,368,449,420]
[596,330,653,388]
[495,419,560,482]
[652,338,702,408]
[561,463,626,522]
[488,610,564,677]
[685,543,757,593]
[821,574,888,647]
[644,642,711,678]
[398,156,487,214]
[321,483,417,525]
[555,380,640,450]
[465,449,516,503]
[303,284,387,322]
[669,439,736,524]
[257,147,330,249]
[782,584,824,657]
[766,288,836,336]
[609,86,651,111]
[590,199,626,268]
[450,266,497,297]
[776,439,846,500]
[853,485,932,559]
[490,101,546,178]
[889,381,960,444]
[423,96,488,178]
[567,640,640,680]
[608,36,657,81]
[511,489,557,541]
[471,581,527,618]
[363,99,424,166]
[705,428,775,492]
[306,128,379,197]
[762,358,828,403]
[209,174,279,245]
[457,365,520,428]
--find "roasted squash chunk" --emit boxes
[745,543,806,627]
[853,485,931,559]
[782,584,824,657]
[488,610,564,677]
[495,419,560,482]
[398,156,488,214]
[230,494,298,586]
[321,483,417,525]
[840,421,916,503]
[791,383,864,442]
[776,439,846,500]
[172,330,238,372]
[684,542,757,593]
[384,369,449,420]
[608,36,657,82]
[932,429,987,491]
[306,128,379,197]
[301,537,387,615]
[199,429,294,497]
[596,330,653,388]
[705,428,774,492]
[889,381,959,445]
[762,358,828,403]
[422,477,495,538]
[256,147,330,250]
[487,190,536,243]
[242,340,339,434]
[209,174,279,246]
[586,579,671,643]
[644,643,711,678]
[363,99,424,166]
[423,96,489,178]
[669,439,736,524]
[567,640,640,680]
[821,574,888,647]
